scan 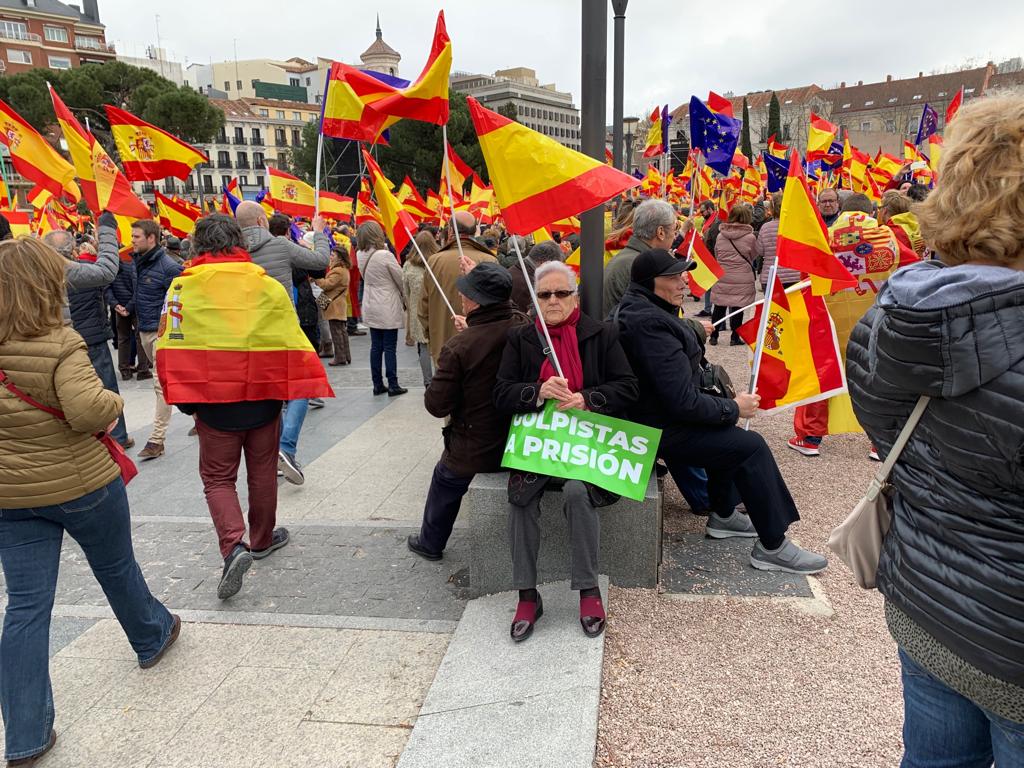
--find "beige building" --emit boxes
[188,57,320,102]
[117,45,184,86]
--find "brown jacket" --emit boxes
[314,265,349,321]
[418,236,497,362]
[508,259,535,314]
[424,301,528,476]
[0,326,123,508]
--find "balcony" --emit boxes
[0,29,41,43]
[254,162,266,170]
[233,136,247,145]
[250,135,265,147]
[275,140,288,148]
[215,135,228,145]
[203,184,215,194]
[216,160,232,169]
[236,161,250,170]
[75,38,115,53]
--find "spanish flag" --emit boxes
[154,190,201,238]
[736,280,847,412]
[267,167,315,218]
[641,106,664,158]
[0,98,79,202]
[440,141,474,200]
[677,228,724,298]
[320,62,388,143]
[105,105,208,182]
[355,177,382,226]
[48,85,149,219]
[370,11,452,126]
[706,91,734,117]
[927,134,943,175]
[469,97,641,236]
[318,191,353,220]
[362,149,416,253]
[766,134,788,159]
[155,254,333,404]
[3,209,31,237]
[806,113,838,163]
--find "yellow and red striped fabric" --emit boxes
[362,149,416,254]
[370,11,452,126]
[677,229,724,298]
[268,168,316,218]
[806,112,838,162]
[320,62,388,142]
[105,104,208,182]
[155,256,333,404]
[154,190,201,238]
[0,98,79,202]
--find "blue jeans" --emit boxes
[0,479,174,761]
[900,649,1024,768]
[86,342,128,446]
[369,328,399,390]
[670,464,710,513]
[279,399,308,458]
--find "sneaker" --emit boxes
[138,441,164,460]
[278,452,304,485]
[750,539,828,575]
[869,446,881,462]
[217,544,253,599]
[407,534,442,561]
[252,527,290,559]
[706,510,758,539]
[787,437,821,457]
[309,397,325,409]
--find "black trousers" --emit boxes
[711,304,743,336]
[418,460,474,555]
[659,423,798,546]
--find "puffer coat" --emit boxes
[133,244,182,332]
[243,226,330,295]
[711,222,757,308]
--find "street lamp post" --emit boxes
[611,0,628,171]
[580,0,608,320]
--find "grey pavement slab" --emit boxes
[0,614,98,658]
[398,577,608,768]
[660,532,814,598]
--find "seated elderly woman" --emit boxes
[494,260,638,642]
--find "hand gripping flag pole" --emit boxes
[509,233,564,378]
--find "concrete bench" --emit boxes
[464,472,662,597]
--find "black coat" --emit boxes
[424,301,529,476]
[847,260,1024,688]
[614,284,739,429]
[67,281,112,347]
[494,312,639,507]
[104,259,137,316]
[508,260,535,314]
[132,244,182,332]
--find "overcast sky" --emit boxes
[104,0,1023,117]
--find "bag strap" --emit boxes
[873,396,930,486]
[0,368,66,420]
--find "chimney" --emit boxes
[840,81,846,88]
[918,72,923,78]
[857,80,863,86]
[886,74,892,82]
[82,0,99,22]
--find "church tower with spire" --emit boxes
[359,14,401,77]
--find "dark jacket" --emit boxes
[614,283,739,429]
[494,312,639,506]
[132,244,182,332]
[424,301,528,476]
[847,260,1024,689]
[104,259,137,316]
[67,280,112,347]
[293,267,326,328]
[508,259,535,314]
[601,234,650,317]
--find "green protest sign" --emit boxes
[501,401,663,502]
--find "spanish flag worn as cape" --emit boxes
[155,254,333,404]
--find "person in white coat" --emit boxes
[356,221,407,397]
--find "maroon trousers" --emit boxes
[196,417,281,558]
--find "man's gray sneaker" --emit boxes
[750,539,828,575]
[705,510,758,539]
[217,545,253,599]
[278,451,304,485]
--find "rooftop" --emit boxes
[0,0,101,24]
[821,64,994,115]
[361,15,400,61]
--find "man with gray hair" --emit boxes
[602,199,679,316]
[509,239,563,313]
[46,227,132,448]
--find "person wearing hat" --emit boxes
[494,260,638,642]
[407,261,528,561]
[614,249,828,575]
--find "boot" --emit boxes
[329,321,351,366]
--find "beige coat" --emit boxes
[357,249,405,330]
[314,265,350,322]
[0,326,122,508]
[402,261,429,344]
[417,237,497,361]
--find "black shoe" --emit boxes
[217,544,253,600]
[708,334,719,346]
[7,729,57,766]
[511,593,543,643]
[696,310,712,318]
[373,386,388,396]
[407,534,442,561]
[120,371,133,381]
[388,386,408,397]
[135,370,153,380]
[251,527,290,560]
[309,397,325,409]
[730,334,744,346]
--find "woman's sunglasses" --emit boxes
[536,290,576,300]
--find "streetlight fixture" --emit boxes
[622,116,639,175]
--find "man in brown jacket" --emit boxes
[407,262,526,560]
[417,211,497,363]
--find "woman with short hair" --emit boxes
[356,221,407,397]
[0,237,177,765]
[494,260,638,642]
[315,245,353,367]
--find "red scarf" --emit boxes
[537,306,583,393]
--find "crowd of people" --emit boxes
[0,93,1021,766]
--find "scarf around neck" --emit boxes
[536,306,583,393]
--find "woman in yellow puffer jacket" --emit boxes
[0,237,178,766]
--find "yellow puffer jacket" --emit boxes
[0,326,122,508]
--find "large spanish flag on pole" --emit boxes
[267,167,316,218]
[155,255,333,404]
[154,190,201,238]
[370,11,452,126]
[49,85,149,218]
[362,148,416,255]
[319,62,388,142]
[104,105,208,181]
[806,112,838,163]
[0,98,79,201]
[468,97,640,235]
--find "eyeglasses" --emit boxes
[536,290,576,300]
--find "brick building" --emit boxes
[0,0,114,75]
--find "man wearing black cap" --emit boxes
[614,249,828,575]
[407,261,528,560]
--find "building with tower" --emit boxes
[359,15,400,78]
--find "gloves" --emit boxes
[98,211,117,229]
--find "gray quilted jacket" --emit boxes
[243,226,330,295]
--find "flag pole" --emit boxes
[0,151,12,208]
[403,222,456,320]
[440,124,467,263]
[313,132,324,217]
[711,278,810,327]
[743,261,780,429]
[510,233,563,378]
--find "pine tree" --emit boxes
[741,97,753,160]
[768,92,781,144]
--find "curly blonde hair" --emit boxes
[917,91,1024,267]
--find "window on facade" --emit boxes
[234,127,244,140]
[163,178,176,193]
[259,108,269,117]
[255,176,264,188]
[43,25,68,42]
[48,56,71,70]
[884,119,896,132]
[292,112,301,120]
[275,128,286,145]
[860,121,872,131]
[7,49,31,64]
[251,129,262,144]
[784,99,793,104]
[291,129,301,146]
[314,95,321,105]
[276,110,285,119]
[251,79,258,88]
[0,21,28,40]
[888,97,898,103]
[224,81,230,91]
[239,175,249,186]
[912,94,922,100]
[217,151,230,165]
[965,87,976,94]
[841,102,851,109]
[254,153,265,168]
[864,100,874,106]
[782,124,791,141]
[203,175,214,192]
[305,77,311,86]
[289,77,299,87]
[76,35,101,49]
[236,80,242,90]
[236,152,248,167]
[221,175,232,188]
[937,91,946,97]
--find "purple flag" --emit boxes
[915,103,938,145]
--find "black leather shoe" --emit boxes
[511,593,543,643]
[407,534,441,561]
[373,386,388,396]
[708,334,719,346]
[388,386,408,397]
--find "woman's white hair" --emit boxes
[534,260,577,290]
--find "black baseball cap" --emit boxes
[456,261,513,306]
[630,248,696,283]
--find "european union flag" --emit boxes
[821,141,845,172]
[688,96,741,176]
[763,153,789,193]
[915,103,938,145]
[222,184,242,214]
[661,104,672,157]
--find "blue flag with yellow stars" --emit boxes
[689,96,742,176]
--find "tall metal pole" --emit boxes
[611,0,627,171]
[580,0,608,320]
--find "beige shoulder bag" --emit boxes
[827,396,929,589]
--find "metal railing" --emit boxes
[233,136,247,145]
[0,29,41,43]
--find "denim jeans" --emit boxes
[369,328,399,390]
[279,399,308,458]
[0,479,174,761]
[86,342,128,446]
[900,649,1024,768]
[670,463,710,513]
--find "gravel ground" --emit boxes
[596,328,905,768]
